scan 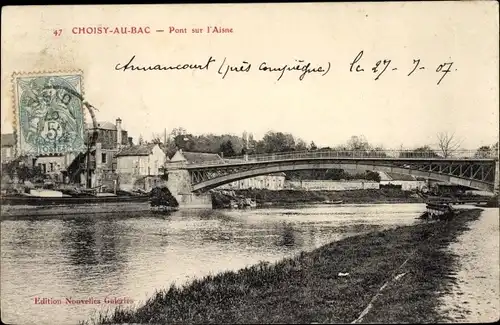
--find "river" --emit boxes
[1,203,425,325]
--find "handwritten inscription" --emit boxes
[349,51,455,85]
[114,51,456,85]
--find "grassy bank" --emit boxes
[234,188,423,205]
[82,209,481,324]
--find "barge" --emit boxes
[1,190,178,218]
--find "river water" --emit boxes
[1,203,425,325]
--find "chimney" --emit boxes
[116,118,122,148]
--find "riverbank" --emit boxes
[82,208,482,324]
[235,188,424,205]
[439,208,499,322]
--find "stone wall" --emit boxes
[285,180,380,191]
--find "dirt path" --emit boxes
[439,207,500,322]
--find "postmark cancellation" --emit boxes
[12,71,86,156]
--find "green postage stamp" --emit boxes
[13,72,86,156]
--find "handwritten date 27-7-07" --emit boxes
[349,50,455,85]
[114,51,456,85]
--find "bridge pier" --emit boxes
[166,168,212,209]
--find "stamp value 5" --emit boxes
[13,73,86,156]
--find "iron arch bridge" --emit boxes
[166,150,498,193]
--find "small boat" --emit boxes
[324,200,343,205]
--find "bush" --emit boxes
[149,187,179,207]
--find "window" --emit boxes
[49,163,54,172]
[102,153,107,164]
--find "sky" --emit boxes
[1,3,499,150]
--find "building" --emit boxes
[116,143,168,191]
[2,118,132,188]
[67,118,132,188]
[218,173,287,190]
[378,172,426,191]
[35,153,79,183]
[1,133,16,163]
[2,132,78,183]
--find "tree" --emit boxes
[437,132,462,158]
[262,131,296,153]
[493,141,499,158]
[399,145,440,158]
[295,139,308,151]
[370,146,387,157]
[242,131,248,149]
[324,169,350,180]
[174,134,195,151]
[151,137,162,145]
[3,157,44,183]
[475,145,492,158]
[170,127,187,138]
[309,141,318,150]
[219,140,236,157]
[346,135,371,151]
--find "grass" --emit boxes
[81,209,481,324]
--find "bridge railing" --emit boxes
[161,149,498,170]
[178,149,495,167]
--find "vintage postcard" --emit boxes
[1,2,499,325]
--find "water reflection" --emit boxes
[1,203,428,325]
[63,217,99,266]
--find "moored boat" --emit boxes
[1,194,150,206]
[1,187,180,218]
[324,200,343,204]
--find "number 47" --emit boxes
[54,29,62,36]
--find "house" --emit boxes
[35,153,79,183]
[67,118,132,188]
[1,133,16,163]
[378,172,426,191]
[2,132,78,182]
[170,149,225,164]
[116,143,168,191]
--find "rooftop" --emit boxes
[175,150,224,164]
[116,144,157,157]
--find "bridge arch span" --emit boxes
[192,162,495,193]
